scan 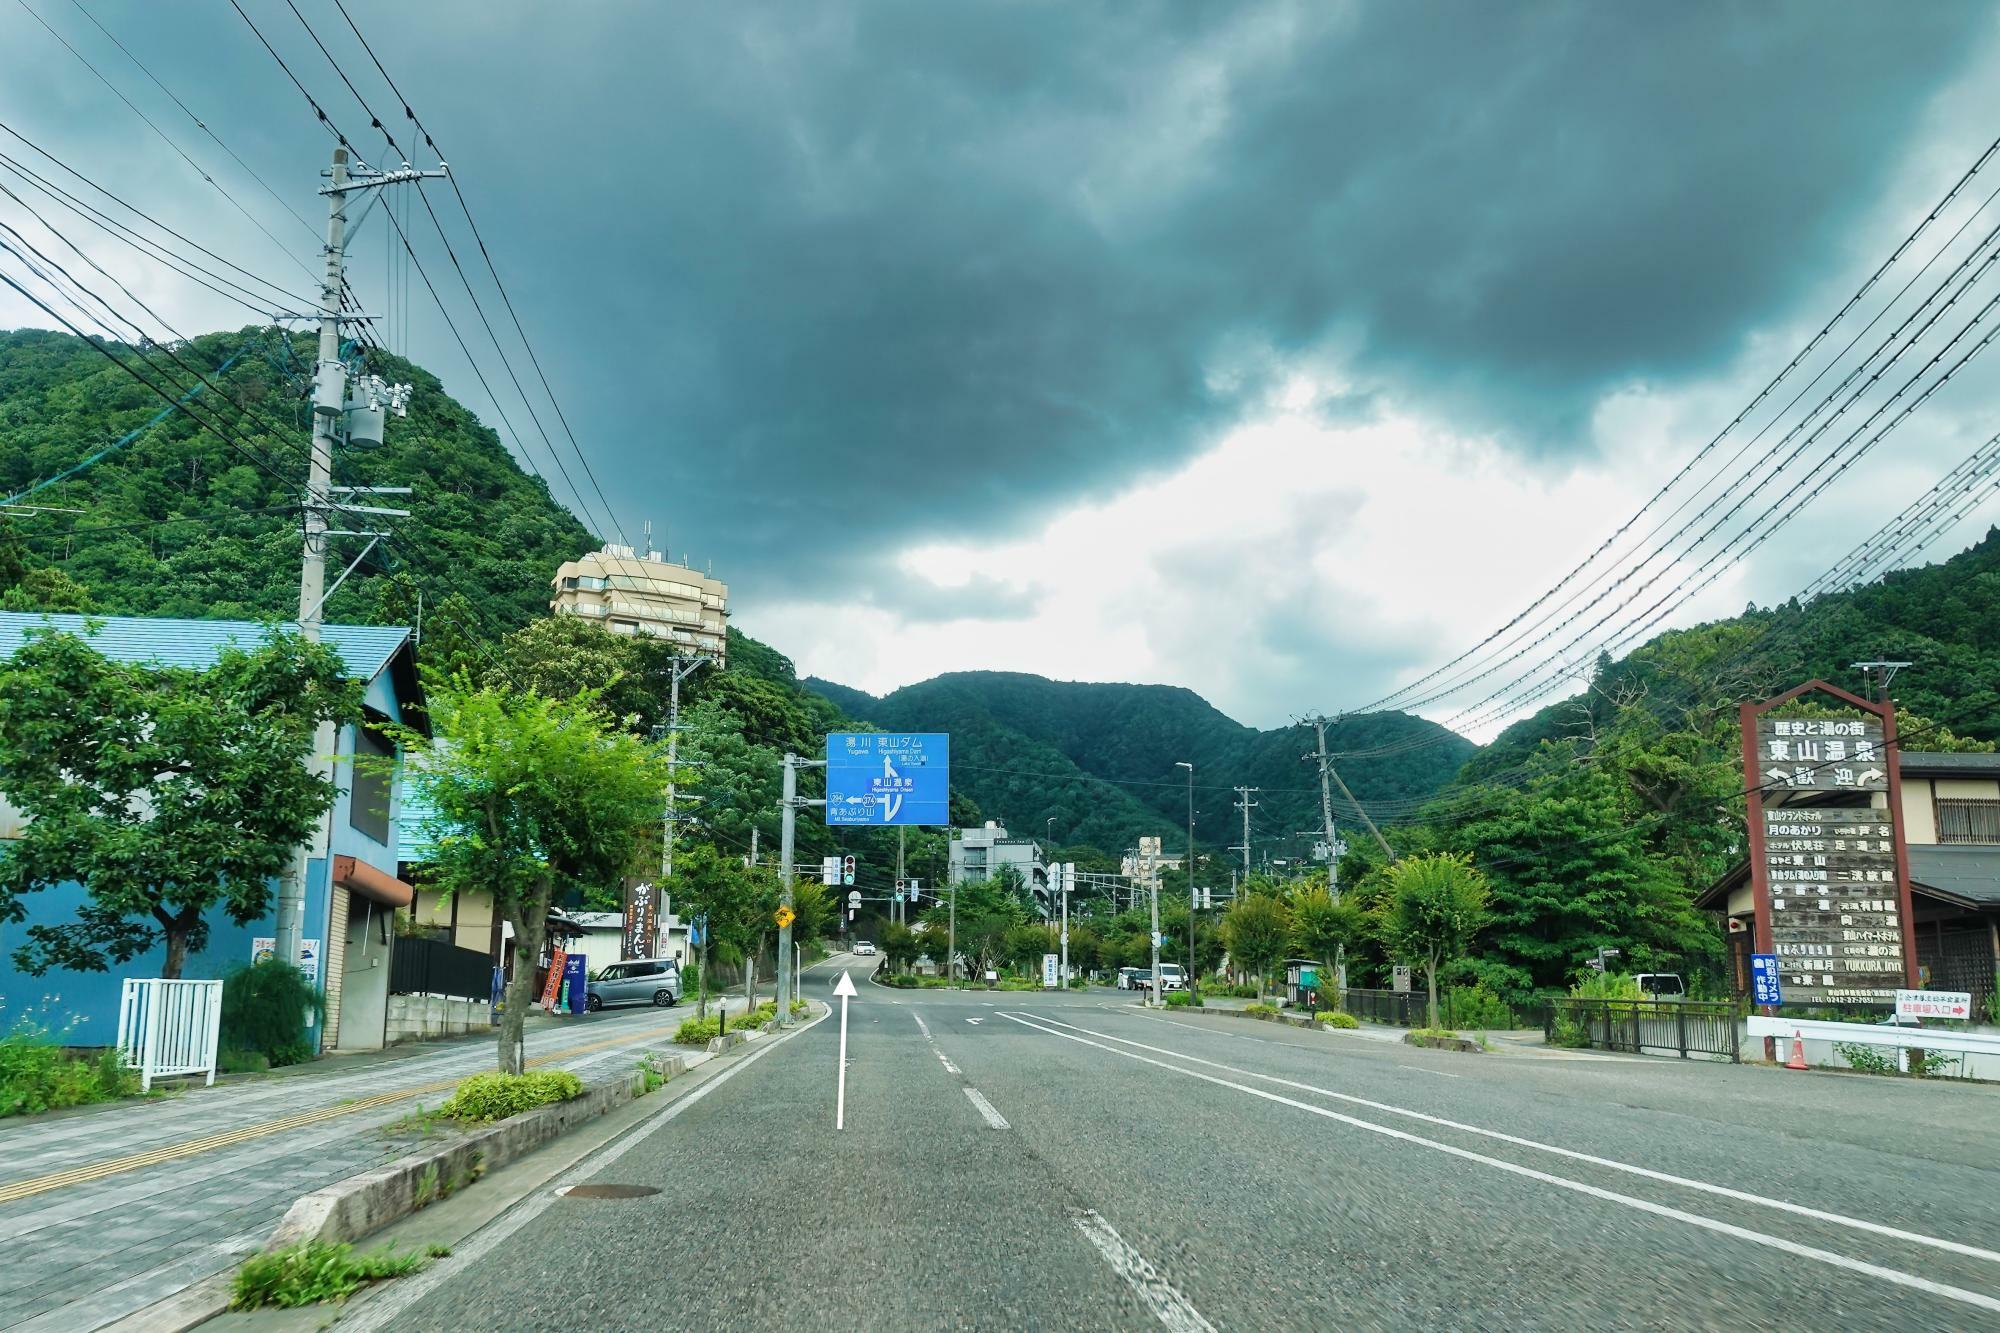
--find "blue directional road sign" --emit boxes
[1750,953,1783,1006]
[826,732,949,826]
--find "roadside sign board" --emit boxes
[1760,807,1906,1004]
[1750,953,1783,1006]
[826,733,949,826]
[252,936,321,987]
[1392,965,1412,994]
[774,905,795,928]
[1042,953,1059,988]
[1896,989,1972,1021]
[1753,718,1888,791]
[623,882,658,960]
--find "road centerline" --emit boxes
[1070,1207,1217,1333]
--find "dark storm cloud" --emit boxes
[0,0,1988,612]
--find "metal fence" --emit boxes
[1548,998,1740,1062]
[1338,987,1551,1031]
[1340,987,1429,1026]
[116,978,223,1092]
[389,936,494,1002]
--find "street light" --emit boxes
[1175,761,1194,1004]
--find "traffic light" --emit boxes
[841,854,856,886]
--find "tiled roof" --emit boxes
[1909,844,2000,907]
[1900,751,2000,776]
[0,612,411,683]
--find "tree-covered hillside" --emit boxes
[804,670,1476,858]
[0,326,595,637]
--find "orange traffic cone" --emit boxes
[1785,1030,1808,1071]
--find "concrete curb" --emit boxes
[705,1030,749,1055]
[265,1070,647,1252]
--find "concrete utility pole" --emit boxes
[1308,717,1347,993]
[775,752,826,1027]
[1059,860,1070,987]
[1176,761,1195,999]
[895,826,906,926]
[658,654,710,942]
[276,145,432,967]
[1233,787,1259,881]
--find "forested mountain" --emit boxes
[803,671,1476,859]
[0,326,595,639]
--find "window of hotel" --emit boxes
[1935,797,2000,844]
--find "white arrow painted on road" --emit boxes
[833,970,856,1130]
[966,1017,982,1025]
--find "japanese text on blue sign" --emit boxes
[825,732,950,826]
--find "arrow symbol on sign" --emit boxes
[832,971,856,1131]
[1764,768,1796,785]
[1857,769,1885,786]
[881,753,902,823]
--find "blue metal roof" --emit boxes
[0,612,411,683]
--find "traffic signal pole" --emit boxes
[776,751,825,1027]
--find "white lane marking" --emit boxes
[913,1013,932,1039]
[983,1002,996,1007]
[1397,1064,1461,1078]
[962,1086,1010,1129]
[967,1017,983,1025]
[916,1011,961,1073]
[1070,1208,1216,1333]
[1000,1013,2000,1314]
[342,1008,828,1331]
[1019,1013,2000,1268]
[936,1049,961,1076]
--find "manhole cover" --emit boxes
[559,1184,660,1199]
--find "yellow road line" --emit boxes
[0,1023,680,1206]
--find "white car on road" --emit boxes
[853,941,877,956]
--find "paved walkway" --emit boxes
[0,994,759,1332]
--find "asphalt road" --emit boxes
[346,959,2000,1331]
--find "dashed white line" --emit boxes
[912,1013,932,1039]
[1070,1208,1216,1332]
[999,1012,2000,1315]
[1397,1064,1461,1078]
[936,1049,961,1076]
[962,1086,1010,1130]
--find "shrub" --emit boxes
[790,999,809,1016]
[438,1070,583,1123]
[1551,1015,1592,1048]
[230,1241,429,1309]
[1568,971,1642,1001]
[1164,991,1200,1008]
[673,1015,720,1046]
[1444,984,1514,1031]
[1318,1011,1359,1030]
[219,960,322,1068]
[0,1009,139,1117]
[1244,1003,1278,1019]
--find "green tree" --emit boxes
[1002,922,1055,974]
[0,628,358,977]
[1219,893,1290,997]
[881,921,918,974]
[1383,852,1491,1031]
[0,565,96,612]
[390,678,667,1073]
[673,841,751,1019]
[1288,886,1361,989]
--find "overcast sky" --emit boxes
[4,2,2000,735]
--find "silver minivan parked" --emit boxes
[586,958,680,1011]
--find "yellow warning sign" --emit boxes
[774,905,796,928]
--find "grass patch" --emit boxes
[1243,1003,1279,1019]
[230,1241,431,1309]
[1164,991,1201,1008]
[436,1070,583,1124]
[1,1008,140,1118]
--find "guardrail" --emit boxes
[1550,998,1740,1062]
[116,978,224,1092]
[1745,1016,2000,1060]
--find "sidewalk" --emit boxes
[0,994,756,1332]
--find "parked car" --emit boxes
[1633,973,1686,1000]
[1116,966,1146,990]
[853,941,877,956]
[1129,964,1187,994]
[585,958,679,1010]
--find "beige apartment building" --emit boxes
[550,544,729,662]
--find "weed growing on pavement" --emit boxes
[230,1241,429,1309]
[673,1015,722,1045]
[413,1163,440,1208]
[437,1070,583,1123]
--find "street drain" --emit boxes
[559,1184,660,1199]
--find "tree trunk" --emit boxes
[162,923,190,980]
[498,883,550,1075]
[743,955,755,1015]
[1425,950,1440,1032]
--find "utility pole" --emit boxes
[776,752,826,1027]
[1176,761,1195,999]
[658,654,709,952]
[1232,787,1258,881]
[895,825,906,926]
[1307,717,1347,994]
[1059,860,1070,987]
[277,144,433,967]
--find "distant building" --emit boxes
[1120,835,1184,882]
[949,821,1051,916]
[550,543,728,662]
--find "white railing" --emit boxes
[116,978,224,1092]
[1746,1015,2000,1059]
